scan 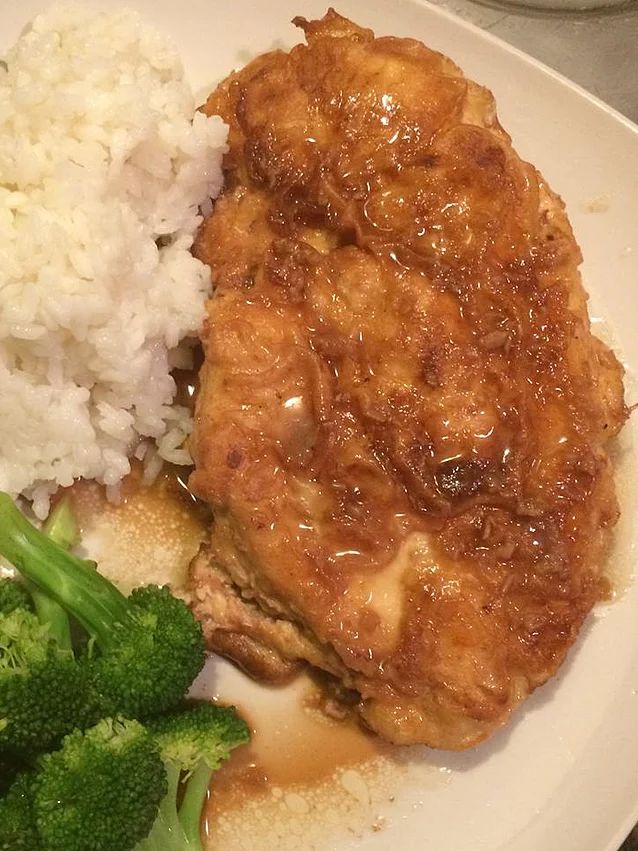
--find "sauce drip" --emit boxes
[202,675,397,849]
[209,698,387,817]
[61,457,445,850]
[69,461,209,591]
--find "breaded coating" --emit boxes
[189,10,626,748]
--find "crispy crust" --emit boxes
[188,10,626,748]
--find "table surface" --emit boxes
[426,0,638,848]
[432,0,638,124]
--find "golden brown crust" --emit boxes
[188,10,626,748]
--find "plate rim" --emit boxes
[413,0,638,136]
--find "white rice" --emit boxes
[0,4,227,517]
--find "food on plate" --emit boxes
[0,4,227,518]
[138,702,250,851]
[0,497,249,851]
[0,575,33,616]
[0,709,248,851]
[0,491,206,723]
[0,771,45,850]
[0,6,253,847]
[0,498,94,756]
[0,0,629,842]
[190,10,627,749]
[23,718,168,851]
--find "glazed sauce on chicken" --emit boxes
[188,9,627,751]
[67,469,401,849]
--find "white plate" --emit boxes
[3,2,638,850]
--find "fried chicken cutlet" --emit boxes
[188,10,627,749]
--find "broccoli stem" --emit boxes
[0,493,131,647]
[178,763,211,851]
[160,763,184,842]
[136,762,186,851]
[42,497,81,552]
[27,498,79,651]
[138,762,210,851]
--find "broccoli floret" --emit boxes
[148,701,251,774]
[0,578,32,616]
[87,585,206,719]
[0,492,206,719]
[0,772,41,850]
[32,717,167,851]
[0,497,98,755]
[0,752,26,797]
[138,701,250,851]
[0,608,92,755]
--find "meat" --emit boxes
[188,10,627,749]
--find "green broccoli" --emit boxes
[0,497,96,755]
[0,492,206,719]
[138,701,251,851]
[31,717,167,851]
[0,705,248,851]
[28,496,80,651]
[0,771,41,851]
[0,752,25,797]
[0,496,250,851]
[0,606,92,755]
[0,578,32,616]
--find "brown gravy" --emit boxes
[67,463,398,844]
[207,689,389,820]
[68,461,208,591]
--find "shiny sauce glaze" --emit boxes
[67,460,399,846]
[69,461,209,591]
[189,9,627,749]
[206,689,388,818]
